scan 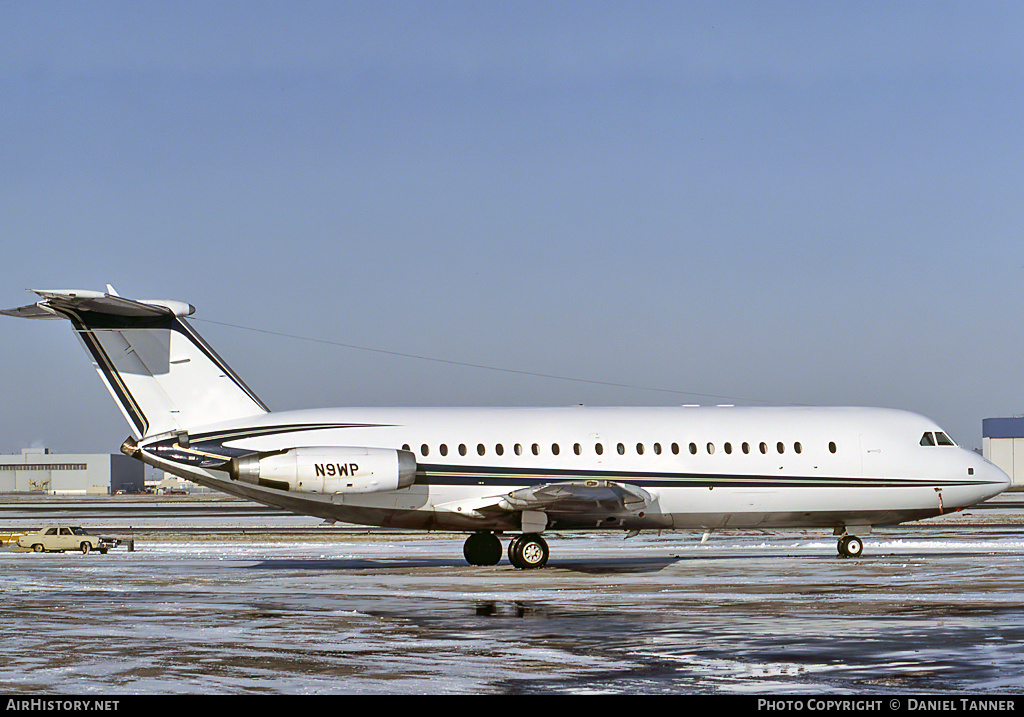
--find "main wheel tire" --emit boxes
[508,533,549,569]
[80,542,90,555]
[837,534,864,558]
[32,544,44,553]
[463,532,502,566]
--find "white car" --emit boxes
[18,526,119,554]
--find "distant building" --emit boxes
[0,448,144,494]
[982,418,1024,490]
[146,473,209,494]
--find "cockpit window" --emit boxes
[920,432,935,446]
[921,431,956,447]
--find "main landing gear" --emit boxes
[508,533,549,569]
[463,531,550,569]
[463,531,502,566]
[837,534,864,559]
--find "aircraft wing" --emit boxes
[437,480,655,525]
[497,480,654,515]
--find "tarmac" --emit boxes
[1,493,1023,695]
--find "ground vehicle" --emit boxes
[17,526,120,554]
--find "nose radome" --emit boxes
[978,456,1011,498]
[992,461,1012,491]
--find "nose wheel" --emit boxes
[837,534,864,558]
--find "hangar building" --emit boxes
[0,447,144,494]
[982,418,1024,490]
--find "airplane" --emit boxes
[2,287,1010,567]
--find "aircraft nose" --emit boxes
[977,456,1011,498]
[993,462,1011,490]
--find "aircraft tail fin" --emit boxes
[2,288,269,438]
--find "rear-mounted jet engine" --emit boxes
[229,447,417,494]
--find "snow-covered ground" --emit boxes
[2,517,1024,694]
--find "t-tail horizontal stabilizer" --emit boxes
[2,288,268,439]
[1,289,195,321]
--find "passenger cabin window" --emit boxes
[404,435,831,462]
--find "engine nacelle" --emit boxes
[228,447,417,494]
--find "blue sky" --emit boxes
[2,1,1023,453]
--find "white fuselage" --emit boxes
[140,404,1009,534]
[8,290,1010,562]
